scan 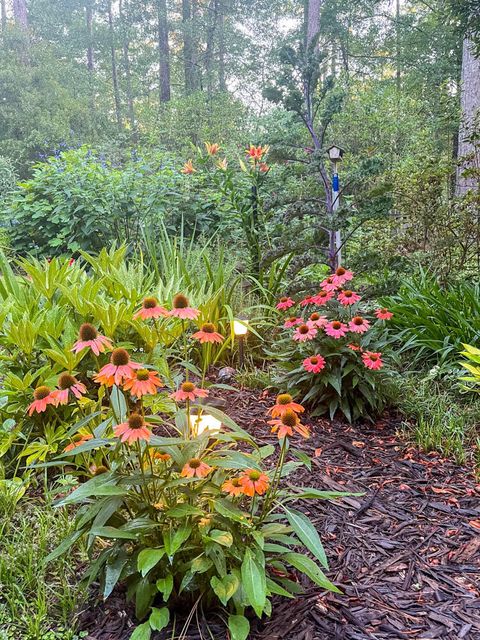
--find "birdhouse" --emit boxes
[326,145,345,162]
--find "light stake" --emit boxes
[232,317,249,369]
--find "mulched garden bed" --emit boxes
[79,388,480,640]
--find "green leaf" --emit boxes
[104,552,128,598]
[149,607,169,631]
[129,622,151,640]
[207,529,233,547]
[191,555,213,574]
[241,548,266,617]
[283,506,328,568]
[111,385,127,421]
[283,553,341,593]
[163,523,191,556]
[210,574,239,606]
[44,528,85,564]
[90,526,137,540]
[137,548,165,577]
[156,574,174,601]
[213,498,251,525]
[228,614,250,640]
[266,577,295,599]
[291,487,360,500]
[165,504,204,518]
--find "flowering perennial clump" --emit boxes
[274,267,393,421]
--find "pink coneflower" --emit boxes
[181,458,212,478]
[170,381,209,402]
[123,369,163,398]
[348,316,370,334]
[310,290,334,305]
[94,348,141,387]
[276,296,295,310]
[309,312,328,328]
[192,322,224,344]
[284,316,303,328]
[320,276,339,292]
[375,308,393,320]
[362,351,383,370]
[28,386,55,415]
[134,297,169,320]
[64,433,93,452]
[51,373,87,406]
[169,294,200,320]
[293,323,317,342]
[299,295,316,306]
[71,323,112,356]
[337,290,361,306]
[268,393,305,418]
[331,267,354,287]
[325,320,348,339]
[114,413,152,444]
[347,343,363,352]
[303,355,326,373]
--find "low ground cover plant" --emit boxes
[270,267,393,421]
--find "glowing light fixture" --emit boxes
[189,411,222,437]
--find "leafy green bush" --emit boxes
[270,268,394,421]
[386,273,480,368]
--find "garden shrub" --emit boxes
[31,310,345,639]
[270,267,393,421]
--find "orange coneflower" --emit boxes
[123,369,163,398]
[181,159,196,174]
[222,477,244,497]
[269,409,310,440]
[64,433,93,452]
[192,322,224,344]
[205,142,220,156]
[181,458,212,478]
[133,297,169,320]
[94,348,142,387]
[71,323,112,356]
[51,373,87,406]
[114,413,152,444]
[239,469,269,496]
[169,294,200,320]
[28,386,55,415]
[268,393,305,418]
[170,381,209,402]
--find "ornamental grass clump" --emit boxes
[272,267,394,422]
[36,304,347,640]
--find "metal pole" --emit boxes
[332,161,341,268]
[238,336,245,369]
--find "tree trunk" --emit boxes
[119,0,137,141]
[182,0,195,94]
[107,0,122,129]
[306,0,321,49]
[205,0,218,97]
[86,1,94,71]
[218,0,226,91]
[157,0,171,102]
[1,0,7,33]
[456,38,480,195]
[13,0,28,30]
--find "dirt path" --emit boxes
[81,389,480,640]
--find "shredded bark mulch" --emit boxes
[78,388,480,640]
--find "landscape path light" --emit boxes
[326,144,345,269]
[232,317,249,369]
[189,409,222,437]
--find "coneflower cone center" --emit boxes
[248,470,261,481]
[128,414,144,430]
[136,369,150,381]
[353,317,363,325]
[343,290,353,297]
[370,355,379,361]
[231,478,241,487]
[59,373,76,389]
[332,321,342,329]
[34,386,50,400]
[336,267,346,276]
[111,348,130,366]
[173,293,189,309]
[189,458,201,469]
[310,313,320,321]
[181,381,195,392]
[299,325,309,334]
[79,323,98,341]
[280,296,288,302]
[277,393,292,405]
[94,465,108,475]
[281,410,298,427]
[201,323,216,333]
[143,297,157,309]
[310,357,319,364]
